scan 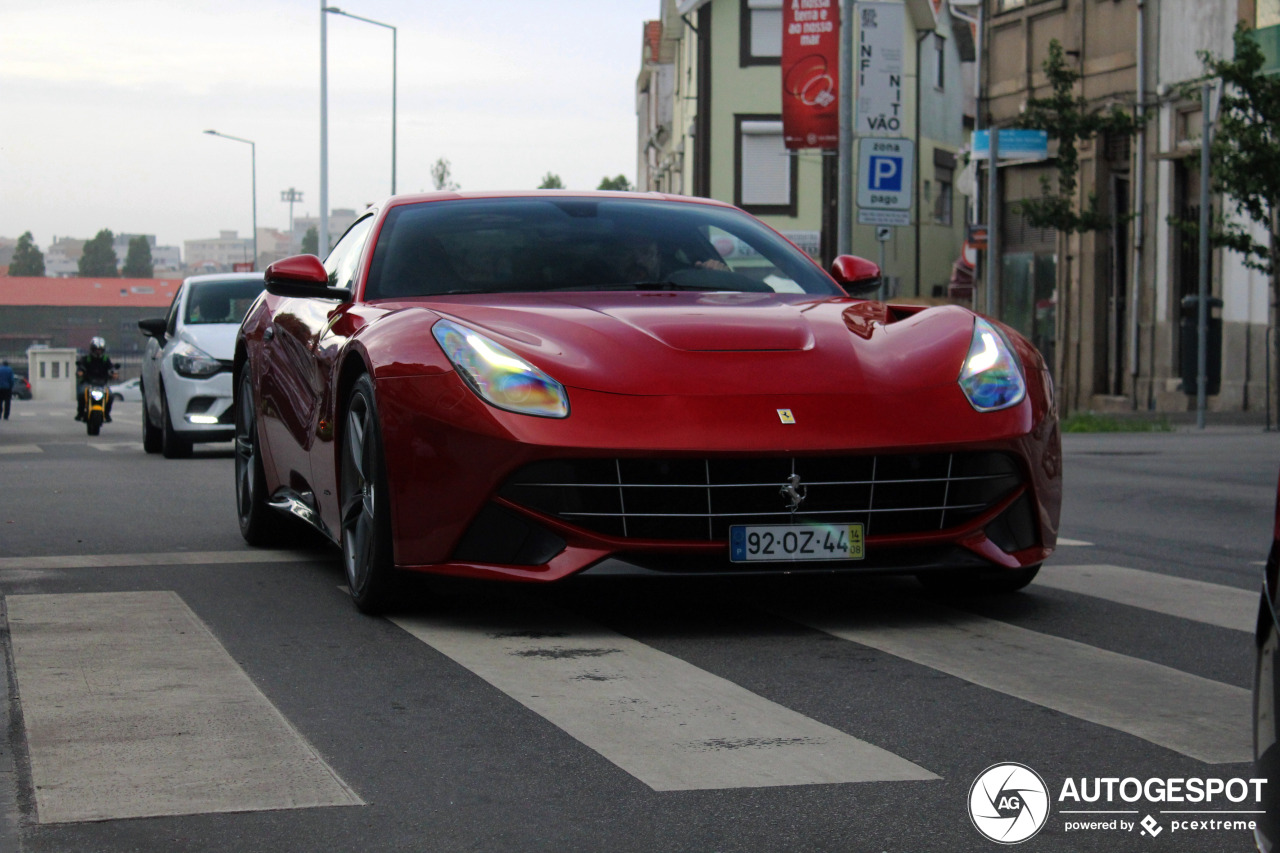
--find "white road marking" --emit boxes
[0,550,330,571]
[788,601,1251,764]
[6,591,363,823]
[1057,538,1093,546]
[0,444,42,454]
[393,610,937,791]
[1039,564,1256,632]
[87,441,145,452]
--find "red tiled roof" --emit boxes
[0,277,181,308]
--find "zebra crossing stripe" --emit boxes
[6,591,362,823]
[788,600,1251,764]
[0,550,326,571]
[392,609,938,791]
[1037,564,1256,633]
[0,445,42,454]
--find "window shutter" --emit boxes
[740,121,790,206]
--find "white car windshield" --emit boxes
[184,279,265,325]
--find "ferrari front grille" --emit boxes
[499,452,1024,542]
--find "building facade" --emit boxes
[984,0,1272,416]
[183,231,254,272]
[638,0,971,297]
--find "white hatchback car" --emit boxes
[139,273,265,457]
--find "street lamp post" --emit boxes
[321,5,398,253]
[203,129,257,270]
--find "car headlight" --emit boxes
[171,342,223,378]
[958,318,1026,412]
[432,319,569,418]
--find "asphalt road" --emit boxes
[0,397,1276,852]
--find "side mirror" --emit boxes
[264,254,351,300]
[830,255,882,296]
[138,317,168,339]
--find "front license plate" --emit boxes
[729,523,865,563]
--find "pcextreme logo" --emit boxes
[969,763,1050,844]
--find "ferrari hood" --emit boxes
[426,292,978,397]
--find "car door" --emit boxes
[257,215,376,504]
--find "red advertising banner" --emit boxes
[782,0,840,150]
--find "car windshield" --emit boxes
[365,197,841,299]
[184,279,265,325]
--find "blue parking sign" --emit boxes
[868,156,903,192]
[857,138,914,211]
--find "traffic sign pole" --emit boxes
[837,0,855,257]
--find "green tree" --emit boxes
[121,235,154,278]
[1013,40,1142,233]
[1195,24,1280,277]
[301,226,319,256]
[431,157,460,191]
[8,231,45,276]
[1193,23,1280,418]
[78,229,119,277]
[538,172,565,189]
[597,175,633,192]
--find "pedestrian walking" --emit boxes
[0,359,14,420]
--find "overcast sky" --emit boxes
[0,0,658,250]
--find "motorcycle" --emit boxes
[83,382,109,436]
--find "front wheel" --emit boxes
[141,379,162,453]
[160,382,192,459]
[340,374,399,614]
[916,564,1041,595]
[87,410,102,436]
[235,369,286,546]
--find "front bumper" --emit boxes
[162,366,235,441]
[364,374,1061,583]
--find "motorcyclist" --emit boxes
[75,337,118,422]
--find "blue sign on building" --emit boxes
[972,129,1049,161]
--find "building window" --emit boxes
[934,34,946,90]
[1261,0,1280,28]
[996,0,1026,11]
[740,0,782,67]
[934,168,954,226]
[735,117,796,215]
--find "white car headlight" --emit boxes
[432,319,569,418]
[171,342,222,379]
[958,318,1026,412]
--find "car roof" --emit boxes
[374,189,740,212]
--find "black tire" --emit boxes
[235,369,285,546]
[141,380,162,454]
[340,374,399,614]
[87,411,102,436]
[916,564,1041,595]
[160,382,192,459]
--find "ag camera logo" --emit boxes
[969,763,1050,844]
